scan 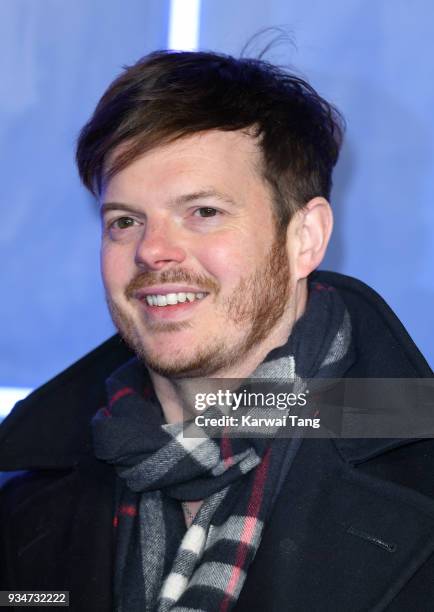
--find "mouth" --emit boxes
[135,288,210,319]
[143,291,208,307]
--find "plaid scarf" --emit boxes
[92,281,354,612]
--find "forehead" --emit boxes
[101,129,266,203]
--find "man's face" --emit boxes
[100,130,293,378]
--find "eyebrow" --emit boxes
[100,202,141,217]
[100,189,237,217]
[171,189,237,208]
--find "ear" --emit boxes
[287,197,333,281]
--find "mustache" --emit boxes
[125,268,220,299]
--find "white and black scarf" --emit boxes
[92,281,354,612]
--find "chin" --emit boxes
[143,350,218,378]
[111,310,224,378]
[130,334,230,378]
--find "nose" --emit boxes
[134,220,187,270]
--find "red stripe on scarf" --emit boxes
[113,503,137,528]
[220,446,272,612]
[221,436,234,468]
[119,504,137,517]
[109,386,134,408]
[312,282,334,292]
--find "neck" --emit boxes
[148,279,308,424]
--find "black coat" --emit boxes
[1,271,434,611]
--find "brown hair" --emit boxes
[76,50,344,228]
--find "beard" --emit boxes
[106,229,292,378]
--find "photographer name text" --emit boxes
[194,414,320,429]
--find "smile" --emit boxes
[144,292,208,307]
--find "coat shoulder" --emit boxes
[312,270,433,377]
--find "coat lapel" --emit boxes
[236,438,434,611]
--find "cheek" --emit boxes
[100,244,131,293]
[197,236,261,288]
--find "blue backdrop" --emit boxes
[1,0,433,392]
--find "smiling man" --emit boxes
[100,130,299,383]
[1,50,433,611]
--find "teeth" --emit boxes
[145,292,207,306]
[166,293,178,305]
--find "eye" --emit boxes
[111,216,137,229]
[193,207,219,218]
[104,215,141,240]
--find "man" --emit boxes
[1,50,433,611]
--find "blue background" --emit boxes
[1,0,433,390]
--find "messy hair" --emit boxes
[76,50,344,228]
